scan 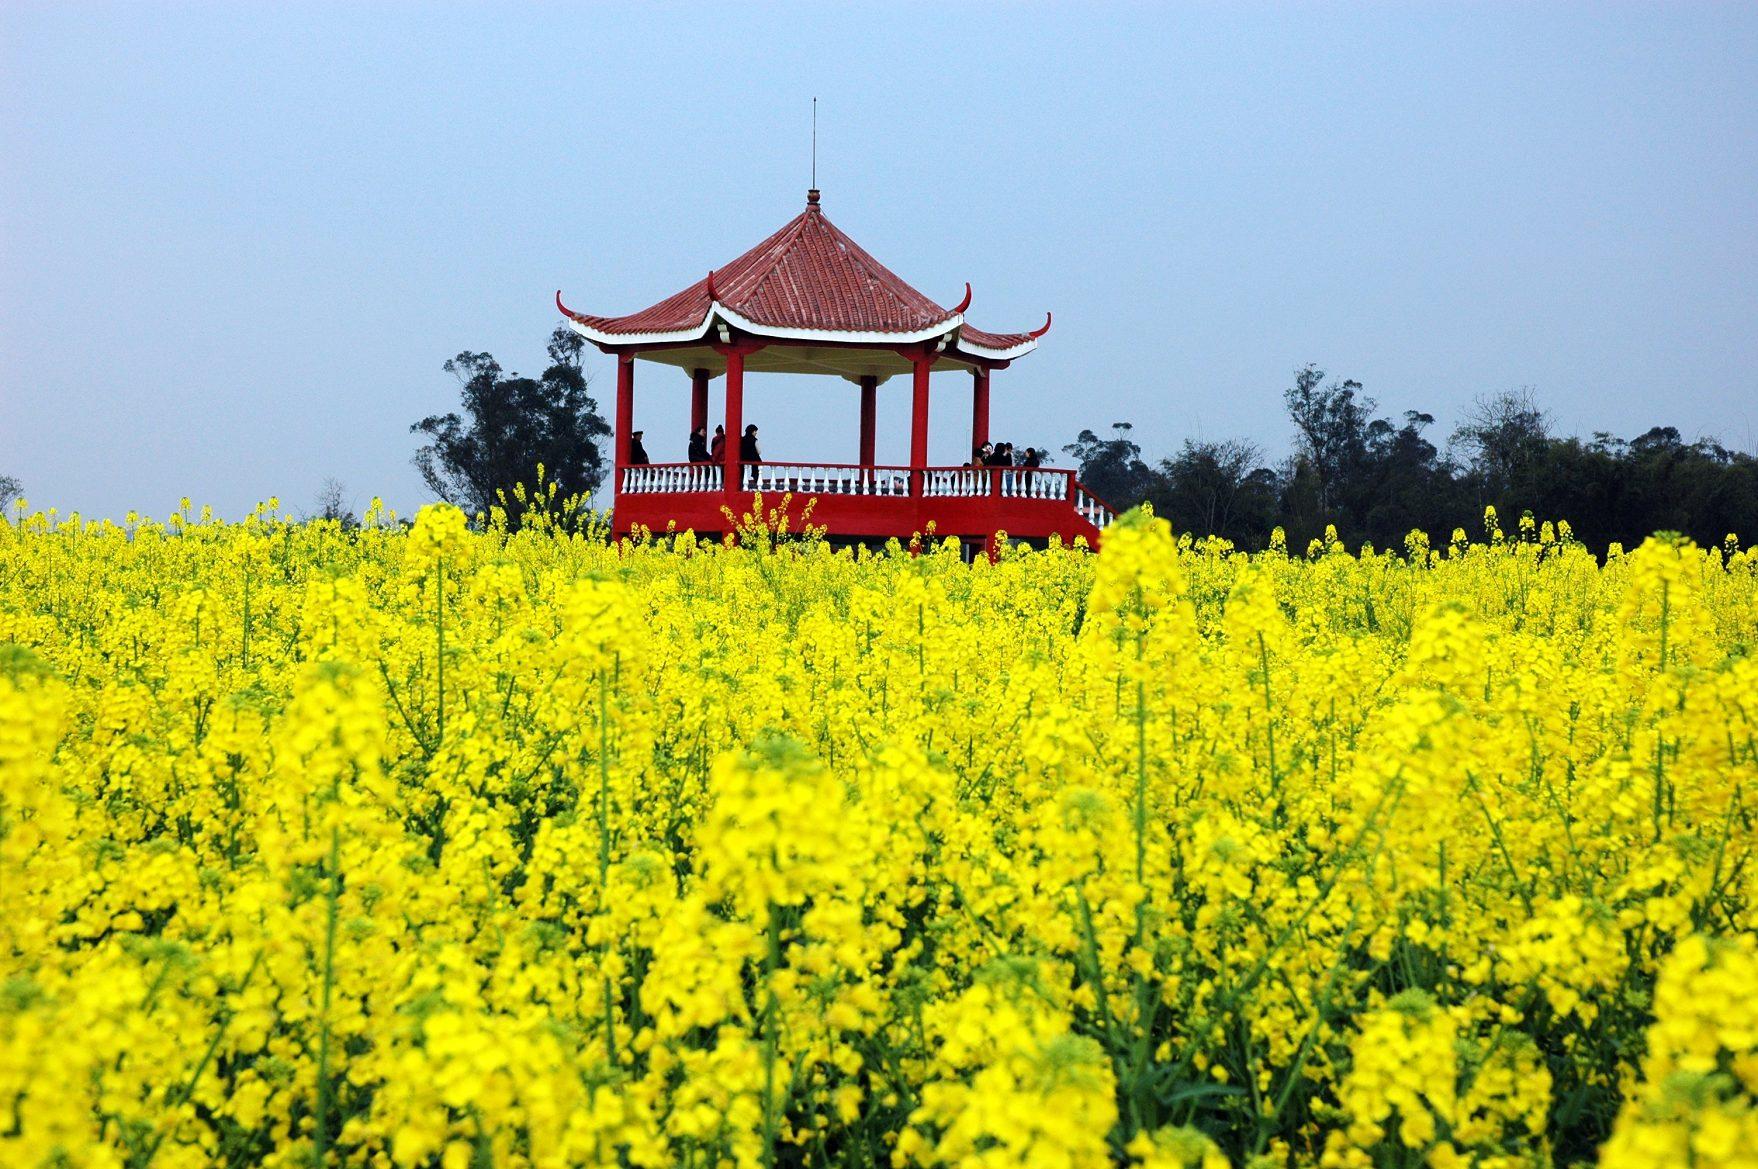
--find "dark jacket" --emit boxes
[628,437,650,466]
[688,433,710,462]
[739,434,761,463]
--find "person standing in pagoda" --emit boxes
[740,424,762,464]
[688,426,710,463]
[628,430,651,465]
[710,425,726,462]
[990,441,1014,494]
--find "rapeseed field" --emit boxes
[2,498,1755,1168]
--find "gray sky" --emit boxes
[4,3,1755,520]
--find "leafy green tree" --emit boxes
[1451,390,1550,499]
[1062,423,1156,509]
[412,326,610,524]
[1150,438,1278,543]
[1355,410,1466,547]
[1284,364,1375,515]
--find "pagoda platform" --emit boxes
[616,461,1114,546]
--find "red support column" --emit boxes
[723,350,744,498]
[615,354,634,472]
[858,375,877,467]
[971,367,990,455]
[909,354,933,496]
[690,368,710,433]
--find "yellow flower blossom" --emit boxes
[0,505,1753,1167]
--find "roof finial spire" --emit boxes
[807,97,820,209]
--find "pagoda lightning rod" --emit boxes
[812,96,817,189]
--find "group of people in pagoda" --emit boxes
[624,427,1045,473]
[623,425,762,467]
[968,441,1043,470]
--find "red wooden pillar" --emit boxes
[615,354,634,469]
[690,368,710,433]
[858,375,877,466]
[909,354,933,496]
[723,350,744,497]
[971,367,990,453]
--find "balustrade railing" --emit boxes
[617,461,1116,531]
[740,463,911,496]
[1074,482,1116,531]
[621,463,722,494]
[921,467,1072,500]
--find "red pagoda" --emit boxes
[557,190,1115,549]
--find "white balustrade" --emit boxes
[621,464,722,494]
[999,468,1070,500]
[741,464,910,497]
[618,459,1114,531]
[923,469,984,497]
[919,467,1071,500]
[1075,488,1115,530]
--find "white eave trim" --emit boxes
[565,303,968,349]
[712,303,964,346]
[563,315,716,347]
[952,334,1040,361]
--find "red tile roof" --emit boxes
[559,192,1043,355]
[957,324,1040,352]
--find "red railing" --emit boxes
[617,461,1117,530]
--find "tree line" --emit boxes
[12,332,1743,548]
[395,331,1755,549]
[1064,365,1758,553]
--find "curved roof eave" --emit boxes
[712,303,962,346]
[563,315,716,348]
[565,304,969,350]
[951,335,1040,362]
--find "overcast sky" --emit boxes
[3,3,1755,520]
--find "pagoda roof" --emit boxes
[558,191,1048,370]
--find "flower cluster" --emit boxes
[2,502,1755,1167]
